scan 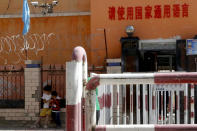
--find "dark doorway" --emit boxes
[140,51,176,72]
[143,52,156,72]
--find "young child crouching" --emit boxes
[32,85,52,128]
[50,91,61,128]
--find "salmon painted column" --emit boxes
[66,46,87,131]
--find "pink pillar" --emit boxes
[66,46,87,131]
[66,61,82,131]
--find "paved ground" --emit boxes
[0,120,65,131]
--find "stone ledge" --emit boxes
[24,68,41,72]
[0,109,25,113]
[25,60,41,65]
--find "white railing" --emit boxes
[66,47,197,131]
[91,73,196,125]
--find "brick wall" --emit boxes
[24,67,41,121]
[0,60,66,122]
[0,61,41,121]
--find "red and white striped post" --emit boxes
[190,83,195,124]
[66,61,83,131]
[66,46,87,131]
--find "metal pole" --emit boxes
[117,84,120,125]
[143,84,148,124]
[130,84,133,124]
[149,85,153,124]
[24,34,28,60]
[123,85,126,124]
[184,84,188,124]
[176,90,180,124]
[164,91,166,124]
[170,91,174,124]
[161,91,163,124]
[110,85,113,124]
[191,83,195,124]
[152,86,156,124]
[136,84,140,124]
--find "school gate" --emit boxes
[66,46,197,131]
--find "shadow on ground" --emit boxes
[0,120,65,130]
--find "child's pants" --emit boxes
[52,111,61,126]
[96,110,100,125]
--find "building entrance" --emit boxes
[141,52,175,72]
[138,39,177,72]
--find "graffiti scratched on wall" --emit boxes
[0,33,55,64]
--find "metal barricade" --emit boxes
[92,73,197,125]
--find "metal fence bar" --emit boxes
[110,85,113,124]
[176,90,180,124]
[41,65,66,99]
[168,91,171,124]
[117,84,120,125]
[130,84,133,124]
[123,85,126,124]
[161,91,164,124]
[191,83,195,124]
[149,85,152,124]
[164,91,167,124]
[170,91,174,124]
[136,84,140,124]
[143,84,148,124]
[184,84,188,124]
[3,74,4,100]
[7,76,8,99]
[156,91,159,124]
[152,86,156,124]
[19,74,22,99]
[104,85,106,124]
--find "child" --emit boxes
[87,77,100,124]
[50,91,61,128]
[32,85,52,128]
